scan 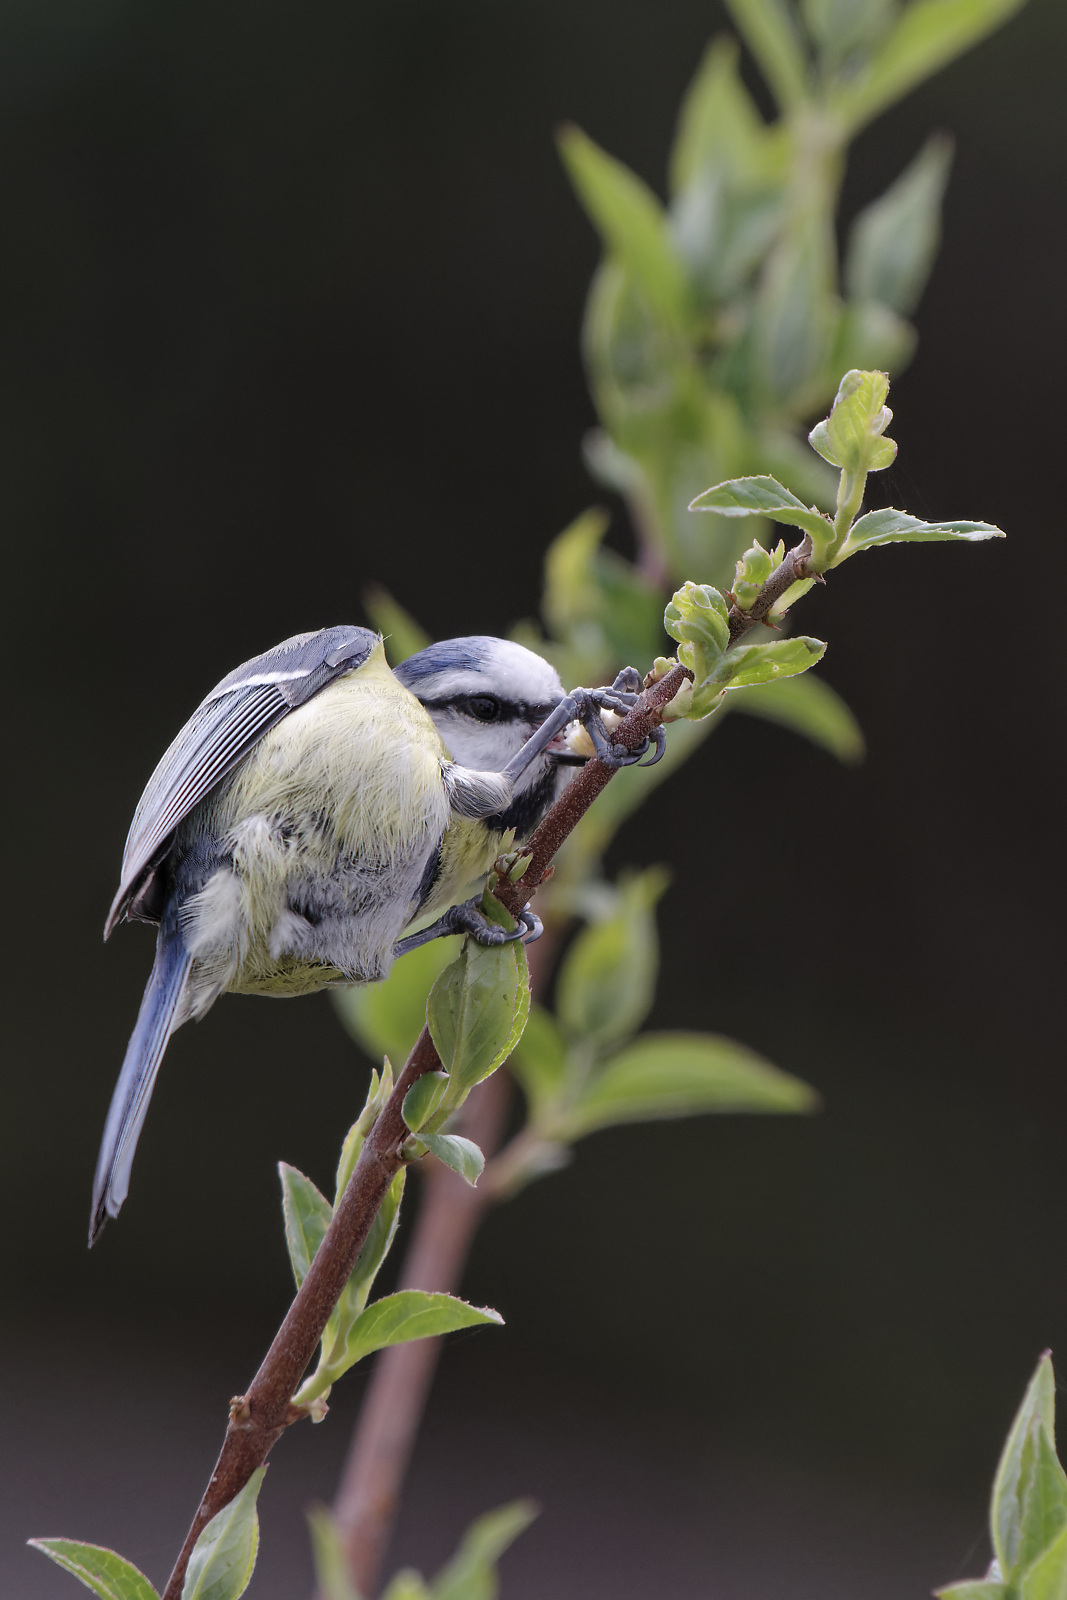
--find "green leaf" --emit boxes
[1021,1527,1067,1600]
[845,134,953,316]
[182,1470,265,1600]
[559,125,689,332]
[724,0,810,111]
[542,507,611,642]
[337,1168,407,1325]
[689,475,831,539]
[334,936,462,1065]
[992,1354,1058,1577]
[802,0,898,69]
[296,1168,408,1407]
[828,299,917,382]
[508,1003,569,1112]
[709,635,826,690]
[428,916,530,1115]
[824,368,894,475]
[431,1500,540,1600]
[751,218,837,408]
[402,1072,449,1135]
[664,581,730,656]
[831,0,1027,134]
[28,1541,159,1600]
[362,585,432,666]
[279,1163,333,1289]
[936,1584,1008,1600]
[343,1291,502,1368]
[729,671,864,763]
[334,1062,394,1201]
[669,35,777,194]
[307,1506,363,1600]
[556,868,669,1050]
[540,508,665,680]
[1017,1424,1067,1573]
[559,1032,817,1138]
[839,507,1005,560]
[417,1132,485,1187]
[382,1576,432,1600]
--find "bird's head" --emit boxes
[394,636,573,793]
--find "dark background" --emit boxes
[1,0,1063,1594]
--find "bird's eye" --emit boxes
[466,695,501,721]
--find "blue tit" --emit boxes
[93,626,651,1242]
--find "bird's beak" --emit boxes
[528,701,590,765]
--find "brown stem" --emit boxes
[325,1070,511,1597]
[494,662,693,917]
[161,1029,443,1600]
[323,933,557,1599]
[161,667,690,1600]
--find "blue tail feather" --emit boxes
[90,927,192,1245]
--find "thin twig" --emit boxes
[324,1069,512,1598]
[323,932,556,1600]
[160,1028,442,1600]
[726,532,814,648]
[160,664,692,1600]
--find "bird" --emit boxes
[92,626,656,1243]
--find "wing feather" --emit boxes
[105,625,377,937]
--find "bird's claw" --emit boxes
[446,896,541,948]
[393,895,540,959]
[620,725,666,768]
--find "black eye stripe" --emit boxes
[418,694,560,723]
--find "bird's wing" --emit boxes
[105,625,378,937]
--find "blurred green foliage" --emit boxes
[938,1353,1067,1599]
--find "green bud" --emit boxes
[663,582,730,685]
[401,1070,449,1134]
[664,581,730,649]
[732,539,783,611]
[495,847,534,883]
[649,655,678,682]
[820,368,897,476]
[335,1058,396,1200]
[807,418,838,466]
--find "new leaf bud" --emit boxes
[823,368,897,475]
[401,1070,450,1135]
[732,539,780,611]
[664,581,729,676]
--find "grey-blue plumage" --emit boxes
[106,626,378,937]
[92,627,635,1246]
[92,913,192,1233]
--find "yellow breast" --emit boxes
[211,640,452,860]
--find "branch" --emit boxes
[321,928,558,1600]
[323,1068,513,1598]
[160,662,692,1600]
[494,662,693,917]
[726,532,814,648]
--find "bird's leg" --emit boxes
[392,898,542,960]
[500,669,665,787]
